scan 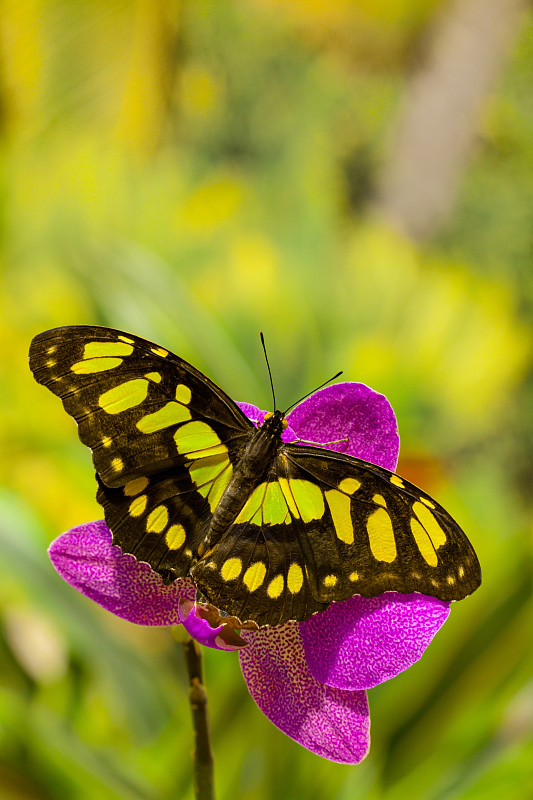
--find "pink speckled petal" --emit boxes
[48,520,195,625]
[236,401,298,443]
[178,600,248,651]
[287,383,399,470]
[300,593,450,691]
[239,623,370,763]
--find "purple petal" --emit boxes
[287,382,399,470]
[179,600,248,651]
[236,401,297,443]
[300,593,450,691]
[48,520,194,625]
[239,623,370,764]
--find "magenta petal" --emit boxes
[300,593,450,691]
[236,402,264,425]
[239,623,370,764]
[236,401,297,443]
[178,600,248,651]
[287,382,399,470]
[48,520,195,625]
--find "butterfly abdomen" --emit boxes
[202,413,285,551]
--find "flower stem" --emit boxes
[182,638,215,800]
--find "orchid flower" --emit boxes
[49,383,449,764]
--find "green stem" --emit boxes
[181,638,215,800]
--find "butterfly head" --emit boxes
[262,410,288,437]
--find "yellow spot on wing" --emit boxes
[72,357,123,374]
[323,574,337,587]
[339,477,361,494]
[420,497,436,509]
[144,372,161,383]
[349,572,359,581]
[99,379,149,414]
[267,574,284,599]
[166,524,186,549]
[235,483,267,524]
[151,346,168,357]
[288,479,324,523]
[410,518,438,566]
[189,455,233,512]
[83,341,134,358]
[137,402,191,433]
[250,507,262,525]
[176,384,192,404]
[278,478,300,518]
[390,475,404,487]
[112,457,123,472]
[207,465,232,511]
[102,436,112,448]
[458,566,465,579]
[367,508,397,563]
[189,455,229,490]
[118,336,134,344]
[287,564,303,593]
[124,477,149,496]
[129,495,147,516]
[325,489,353,544]
[412,502,446,548]
[174,421,226,458]
[146,505,169,533]
[262,481,289,525]
[221,558,242,581]
[243,562,266,592]
[373,494,387,507]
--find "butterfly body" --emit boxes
[202,410,288,553]
[29,325,481,628]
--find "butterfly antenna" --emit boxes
[260,332,277,410]
[284,371,343,415]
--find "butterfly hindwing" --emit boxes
[191,472,331,627]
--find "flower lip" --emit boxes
[179,599,249,651]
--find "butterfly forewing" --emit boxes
[29,326,253,487]
[30,325,254,583]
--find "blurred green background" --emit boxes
[1,0,532,798]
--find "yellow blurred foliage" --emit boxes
[229,233,280,302]
[0,0,45,135]
[180,65,220,118]
[259,0,439,34]
[178,173,244,232]
[345,223,531,435]
[115,0,181,156]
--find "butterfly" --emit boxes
[29,325,481,628]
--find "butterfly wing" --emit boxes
[30,325,254,577]
[192,443,481,626]
[281,444,481,603]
